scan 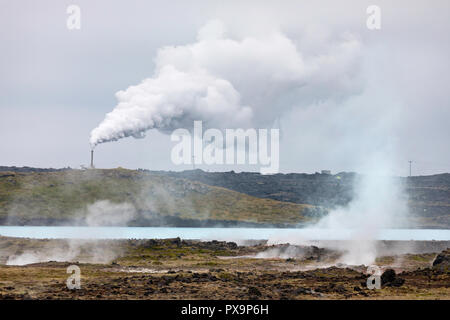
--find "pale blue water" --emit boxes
[0,226,449,241]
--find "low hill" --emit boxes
[154,170,450,229]
[0,168,315,227]
[0,167,448,228]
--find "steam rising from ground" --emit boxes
[90,20,362,147]
[83,200,137,226]
[5,239,121,266]
[5,200,136,265]
[313,172,409,265]
[266,159,410,265]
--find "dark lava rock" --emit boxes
[315,283,347,294]
[248,287,262,297]
[294,287,311,295]
[334,285,347,294]
[381,269,396,285]
[432,249,450,272]
[170,237,182,246]
[389,278,405,287]
[381,269,405,287]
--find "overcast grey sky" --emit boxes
[1,0,449,176]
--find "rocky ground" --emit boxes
[0,237,448,300]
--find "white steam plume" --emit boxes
[83,200,137,226]
[5,201,136,265]
[305,155,409,266]
[90,20,362,147]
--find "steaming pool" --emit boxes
[0,227,449,241]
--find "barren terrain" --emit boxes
[0,236,448,300]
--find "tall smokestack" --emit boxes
[90,150,94,168]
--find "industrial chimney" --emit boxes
[90,150,94,168]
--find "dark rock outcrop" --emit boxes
[248,286,262,297]
[381,269,405,287]
[432,248,450,272]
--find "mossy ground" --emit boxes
[0,237,448,300]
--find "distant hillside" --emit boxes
[154,170,450,229]
[157,170,357,207]
[0,166,70,173]
[0,168,314,227]
[0,167,448,228]
[405,174,450,228]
